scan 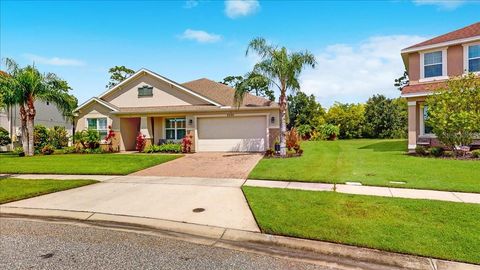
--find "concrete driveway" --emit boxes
[131,152,263,179]
[4,176,259,232]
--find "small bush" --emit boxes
[62,146,77,154]
[286,128,300,151]
[443,151,455,158]
[181,135,192,153]
[265,148,274,157]
[143,143,181,153]
[41,144,55,155]
[318,124,340,140]
[34,125,49,150]
[415,146,428,156]
[49,126,69,149]
[135,132,146,152]
[472,150,480,158]
[13,146,25,157]
[430,147,444,157]
[297,124,312,140]
[0,127,11,146]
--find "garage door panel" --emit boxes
[197,116,266,152]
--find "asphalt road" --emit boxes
[0,218,334,270]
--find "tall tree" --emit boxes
[363,95,407,138]
[325,102,365,139]
[106,66,135,89]
[235,38,316,156]
[287,91,325,129]
[222,72,275,101]
[0,58,76,156]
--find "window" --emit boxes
[87,118,107,138]
[138,86,153,97]
[424,51,443,78]
[165,118,186,140]
[422,106,433,135]
[468,44,480,72]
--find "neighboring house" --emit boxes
[0,101,73,151]
[74,69,280,152]
[400,22,480,152]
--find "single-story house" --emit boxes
[74,69,280,152]
[400,22,480,151]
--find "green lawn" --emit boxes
[243,186,480,264]
[0,178,98,204]
[0,153,182,175]
[249,139,480,193]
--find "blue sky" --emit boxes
[1,0,479,107]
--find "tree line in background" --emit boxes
[287,92,407,140]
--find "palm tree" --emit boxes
[0,58,76,156]
[235,38,316,156]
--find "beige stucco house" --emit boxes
[400,22,480,152]
[74,69,280,152]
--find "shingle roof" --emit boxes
[401,82,446,95]
[404,22,480,50]
[113,104,276,115]
[182,78,277,107]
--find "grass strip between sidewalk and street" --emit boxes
[0,153,182,175]
[0,178,98,204]
[242,186,480,264]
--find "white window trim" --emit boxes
[164,117,186,141]
[419,48,448,82]
[419,104,435,137]
[463,41,480,74]
[85,117,108,141]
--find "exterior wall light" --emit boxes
[270,116,275,124]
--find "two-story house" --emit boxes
[400,22,480,152]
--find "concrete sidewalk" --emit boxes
[245,180,480,204]
[3,176,259,231]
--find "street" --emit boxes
[0,218,335,270]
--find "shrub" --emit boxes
[472,150,480,158]
[34,125,49,150]
[286,128,300,151]
[62,146,77,154]
[318,124,340,140]
[443,151,455,158]
[41,144,55,155]
[296,124,312,140]
[143,143,181,153]
[415,146,428,156]
[0,127,11,146]
[135,132,146,152]
[49,126,69,149]
[429,147,444,157]
[181,135,192,153]
[13,146,25,157]
[265,148,274,157]
[325,102,365,139]
[73,130,100,149]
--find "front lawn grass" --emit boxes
[0,178,98,204]
[0,153,182,175]
[243,186,480,264]
[249,139,480,193]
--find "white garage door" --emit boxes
[197,116,267,152]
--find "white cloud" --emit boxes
[225,0,260,18]
[184,0,198,9]
[179,29,222,43]
[299,35,427,107]
[23,54,85,66]
[413,0,465,10]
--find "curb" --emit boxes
[1,206,478,270]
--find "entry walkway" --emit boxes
[244,180,480,204]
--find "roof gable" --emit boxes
[99,69,221,106]
[74,97,118,113]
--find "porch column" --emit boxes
[407,101,417,152]
[140,116,153,147]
